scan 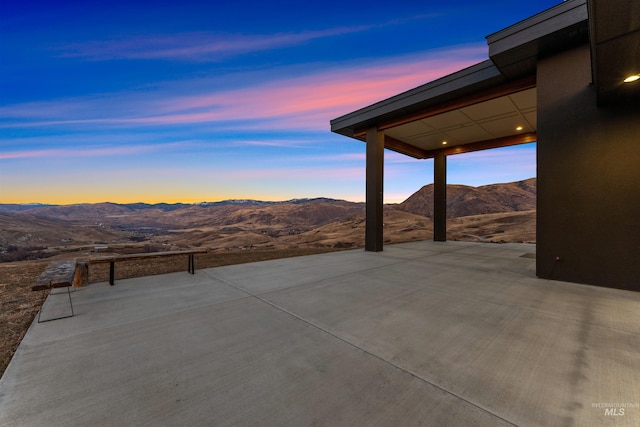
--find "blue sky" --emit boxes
[0,0,558,204]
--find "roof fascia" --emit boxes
[330,60,504,137]
[418,132,537,159]
[487,0,587,55]
[487,0,588,78]
[383,132,537,160]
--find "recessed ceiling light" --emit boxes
[516,126,523,131]
[442,141,447,145]
[623,74,640,83]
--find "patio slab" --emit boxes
[1,241,639,426]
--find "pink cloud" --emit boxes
[129,44,487,129]
[1,44,487,132]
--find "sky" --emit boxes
[0,0,560,205]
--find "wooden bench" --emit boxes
[89,249,208,286]
[31,260,77,322]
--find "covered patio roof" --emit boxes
[330,63,538,160]
[331,0,640,158]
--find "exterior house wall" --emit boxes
[537,44,640,290]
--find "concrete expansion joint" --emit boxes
[201,271,254,298]
[203,270,518,427]
[204,259,412,297]
[270,299,518,426]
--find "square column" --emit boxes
[366,127,384,251]
[434,152,447,241]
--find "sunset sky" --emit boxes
[1,0,558,205]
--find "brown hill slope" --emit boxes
[0,211,129,261]
[0,211,126,247]
[279,209,434,249]
[280,207,536,248]
[448,210,536,243]
[396,178,536,218]
[164,199,364,231]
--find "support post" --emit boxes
[366,127,384,251]
[434,152,447,242]
[109,261,115,286]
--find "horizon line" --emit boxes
[0,177,536,207]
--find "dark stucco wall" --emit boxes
[537,44,640,290]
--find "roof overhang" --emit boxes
[331,1,593,159]
[362,78,537,159]
[330,62,539,159]
[330,60,507,139]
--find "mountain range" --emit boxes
[0,179,536,261]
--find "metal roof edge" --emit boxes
[487,0,588,57]
[330,60,502,134]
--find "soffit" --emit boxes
[589,0,640,105]
[384,88,536,152]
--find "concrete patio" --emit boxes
[1,241,639,426]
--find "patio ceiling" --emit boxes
[381,87,536,157]
[344,76,538,160]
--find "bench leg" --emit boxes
[188,254,195,274]
[67,285,74,316]
[37,286,75,323]
[109,261,115,286]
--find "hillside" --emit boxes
[448,210,536,243]
[396,178,536,218]
[0,179,537,260]
[0,211,127,261]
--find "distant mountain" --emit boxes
[121,203,190,212]
[395,178,536,218]
[194,200,275,207]
[0,203,57,212]
[5,202,194,217]
[165,198,365,230]
[0,197,351,214]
